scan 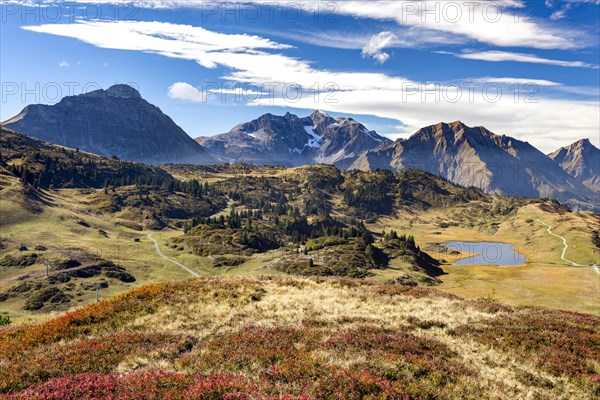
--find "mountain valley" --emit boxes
[1,87,599,400]
[1,125,598,319]
[3,0,600,396]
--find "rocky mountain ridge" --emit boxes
[195,110,392,168]
[349,121,599,211]
[3,85,597,211]
[548,138,600,193]
[2,84,215,165]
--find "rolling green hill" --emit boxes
[1,128,599,319]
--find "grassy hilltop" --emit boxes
[1,276,599,399]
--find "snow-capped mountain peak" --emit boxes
[195,111,392,167]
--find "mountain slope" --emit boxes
[0,125,171,189]
[196,110,391,167]
[2,84,215,165]
[350,121,598,211]
[548,139,600,193]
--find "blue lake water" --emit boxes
[445,241,527,266]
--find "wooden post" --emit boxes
[94,284,102,302]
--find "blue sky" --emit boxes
[1,0,599,152]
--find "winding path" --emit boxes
[535,219,600,275]
[147,232,201,278]
[536,219,581,266]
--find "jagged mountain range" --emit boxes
[2,84,215,165]
[349,121,599,211]
[195,110,392,168]
[2,84,598,211]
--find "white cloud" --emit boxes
[257,26,463,52]
[9,0,595,50]
[456,50,599,68]
[550,4,573,20]
[361,31,396,64]
[58,60,70,68]
[168,83,268,103]
[168,82,204,102]
[550,0,600,19]
[475,77,562,86]
[22,20,600,152]
[331,0,584,50]
[25,20,292,69]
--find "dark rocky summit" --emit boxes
[3,84,215,165]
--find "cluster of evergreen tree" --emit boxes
[343,173,397,214]
[8,151,166,190]
[383,230,419,252]
[183,207,263,233]
[236,198,301,219]
[592,230,600,250]
[305,168,344,191]
[283,217,374,245]
[344,182,390,209]
[183,192,374,248]
[152,177,214,198]
[8,155,105,189]
[227,185,292,209]
[7,150,221,202]
[303,194,331,216]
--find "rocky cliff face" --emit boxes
[548,139,600,193]
[2,84,214,165]
[350,121,598,211]
[196,110,391,167]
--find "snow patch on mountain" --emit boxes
[195,111,392,168]
[363,127,383,142]
[304,126,322,148]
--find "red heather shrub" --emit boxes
[0,287,161,357]
[3,371,192,400]
[0,279,255,358]
[313,370,409,400]
[450,307,600,391]
[372,285,461,300]
[183,326,319,373]
[184,374,260,399]
[182,324,471,398]
[326,326,461,364]
[323,325,473,393]
[3,372,318,400]
[0,332,194,393]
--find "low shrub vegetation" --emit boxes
[1,277,598,399]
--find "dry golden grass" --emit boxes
[3,276,595,399]
[368,202,600,314]
[120,277,592,399]
[440,263,600,315]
